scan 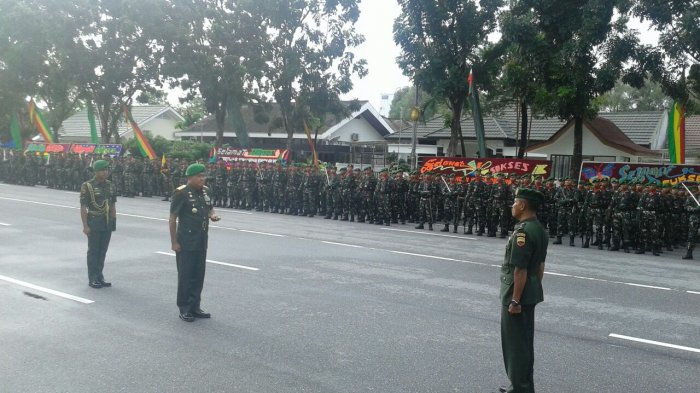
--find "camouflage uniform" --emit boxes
[635,184,663,256]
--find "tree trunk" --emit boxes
[447,98,464,157]
[570,115,583,179]
[518,102,528,159]
[215,104,225,147]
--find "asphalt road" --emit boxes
[1,183,699,393]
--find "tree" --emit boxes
[594,78,671,111]
[74,0,165,143]
[634,0,700,111]
[258,0,367,157]
[522,0,644,177]
[388,86,448,121]
[495,2,552,158]
[394,0,503,157]
[156,0,267,147]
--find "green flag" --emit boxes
[10,112,22,150]
[87,103,99,144]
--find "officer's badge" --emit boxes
[192,208,198,214]
[516,233,526,247]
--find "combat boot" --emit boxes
[465,226,473,235]
[582,237,590,249]
[357,218,365,223]
[591,238,600,246]
[415,223,424,229]
[666,245,674,252]
[597,237,603,250]
[652,247,661,256]
[350,215,355,222]
[569,236,575,246]
[452,226,458,234]
[333,214,339,220]
[610,241,620,251]
[376,220,383,225]
[553,236,562,245]
[428,224,433,231]
[384,221,390,226]
[634,247,644,254]
[499,231,507,239]
[682,248,693,260]
[440,224,449,232]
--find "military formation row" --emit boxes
[2,153,700,260]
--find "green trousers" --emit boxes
[87,229,112,283]
[501,304,537,393]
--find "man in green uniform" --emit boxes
[169,163,221,322]
[498,188,548,393]
[80,160,117,289]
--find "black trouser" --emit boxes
[176,249,207,314]
[501,304,537,393]
[87,229,112,282]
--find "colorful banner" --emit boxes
[123,106,156,159]
[25,142,71,154]
[25,143,122,156]
[667,102,686,164]
[419,157,551,182]
[579,161,700,186]
[214,147,285,163]
[28,100,55,143]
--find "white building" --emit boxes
[57,105,185,142]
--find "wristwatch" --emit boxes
[509,299,520,307]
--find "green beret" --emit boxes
[364,166,372,171]
[591,178,599,183]
[496,173,505,177]
[93,160,109,171]
[339,167,347,173]
[185,163,206,176]
[515,188,544,205]
[380,168,388,173]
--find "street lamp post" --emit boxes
[410,104,420,170]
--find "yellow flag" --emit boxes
[161,154,166,168]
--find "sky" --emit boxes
[167,1,660,113]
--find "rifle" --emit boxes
[441,175,452,193]
[324,168,331,186]
[681,182,700,207]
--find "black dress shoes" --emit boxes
[99,279,111,287]
[498,386,508,393]
[88,281,102,288]
[179,313,195,322]
[192,309,211,318]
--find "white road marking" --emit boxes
[0,274,94,304]
[687,290,700,295]
[623,283,672,291]
[545,272,571,277]
[387,250,490,267]
[238,229,285,237]
[321,241,365,248]
[155,252,259,271]
[380,227,476,240]
[118,213,167,221]
[0,196,77,209]
[217,209,254,215]
[0,222,11,226]
[609,334,700,354]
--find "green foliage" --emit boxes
[256,0,367,155]
[594,78,671,111]
[633,0,700,103]
[394,0,504,156]
[169,140,213,162]
[389,86,448,121]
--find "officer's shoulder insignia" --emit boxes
[203,185,210,191]
[175,185,186,191]
[516,232,527,247]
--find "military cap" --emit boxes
[354,168,361,173]
[449,173,456,178]
[496,172,505,177]
[185,163,206,176]
[364,166,372,171]
[93,160,109,171]
[514,188,544,205]
[591,178,599,183]
[379,168,388,173]
[339,167,347,173]
[609,178,618,184]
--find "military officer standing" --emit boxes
[499,188,548,393]
[169,163,221,322]
[80,160,117,289]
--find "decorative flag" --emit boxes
[209,146,217,163]
[667,101,686,164]
[10,112,22,150]
[87,103,99,144]
[467,68,474,95]
[161,154,167,168]
[123,106,156,159]
[28,99,55,143]
[303,120,318,167]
